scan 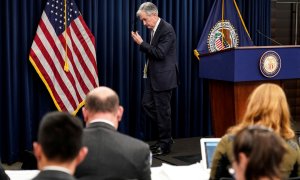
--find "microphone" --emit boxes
[256,29,282,45]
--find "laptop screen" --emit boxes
[204,141,219,168]
[200,138,220,170]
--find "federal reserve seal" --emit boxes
[259,50,281,78]
[207,20,239,53]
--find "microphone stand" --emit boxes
[256,29,282,45]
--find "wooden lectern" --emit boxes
[199,46,300,137]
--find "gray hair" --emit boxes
[136,2,158,17]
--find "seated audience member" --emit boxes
[32,111,88,180]
[75,86,151,180]
[0,162,9,180]
[210,83,300,180]
[232,125,287,180]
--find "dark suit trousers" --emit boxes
[142,79,172,144]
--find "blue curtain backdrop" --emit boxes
[0,0,271,163]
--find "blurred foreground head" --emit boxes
[233,125,287,180]
[34,111,87,172]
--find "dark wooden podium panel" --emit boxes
[210,80,281,137]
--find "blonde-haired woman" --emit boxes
[209,83,300,180]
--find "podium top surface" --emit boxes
[198,46,300,82]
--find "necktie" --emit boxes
[150,30,154,45]
[143,30,154,79]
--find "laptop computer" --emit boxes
[200,138,221,170]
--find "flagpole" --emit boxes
[64,0,69,72]
[222,0,224,49]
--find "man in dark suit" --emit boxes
[131,2,179,156]
[74,86,152,180]
[33,112,88,180]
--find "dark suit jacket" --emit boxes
[0,164,9,180]
[32,170,76,180]
[140,19,179,91]
[75,122,151,180]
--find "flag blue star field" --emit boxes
[194,0,253,59]
[29,0,99,114]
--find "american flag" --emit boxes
[215,36,225,50]
[215,35,230,51]
[29,0,99,114]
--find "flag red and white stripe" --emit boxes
[29,0,99,114]
[215,37,225,51]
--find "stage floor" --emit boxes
[2,137,202,170]
[148,137,202,167]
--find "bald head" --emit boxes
[85,87,119,114]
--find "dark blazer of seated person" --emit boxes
[75,87,151,180]
[210,84,300,180]
[0,163,9,180]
